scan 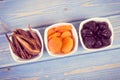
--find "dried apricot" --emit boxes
[48,32,61,40]
[55,25,72,32]
[62,37,73,53]
[61,31,72,38]
[48,37,62,53]
[47,28,56,36]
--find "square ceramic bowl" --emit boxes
[9,29,43,63]
[79,17,114,51]
[44,23,78,57]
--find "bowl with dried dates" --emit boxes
[79,18,113,51]
[5,25,43,62]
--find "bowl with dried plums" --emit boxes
[5,25,43,62]
[44,23,78,57]
[79,18,113,51]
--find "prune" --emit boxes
[83,21,96,30]
[81,29,93,37]
[93,24,99,33]
[102,29,112,38]
[101,38,111,46]
[97,30,103,38]
[83,36,96,48]
[81,20,112,49]
[99,22,109,30]
[94,40,103,48]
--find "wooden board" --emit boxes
[0,0,120,80]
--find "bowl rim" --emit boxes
[9,28,44,63]
[44,23,78,57]
[79,17,114,51]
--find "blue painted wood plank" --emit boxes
[0,48,120,80]
[0,0,120,32]
[0,0,120,80]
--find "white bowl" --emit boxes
[9,29,43,63]
[44,23,78,57]
[79,17,114,51]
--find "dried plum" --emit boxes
[81,20,112,49]
[93,24,99,33]
[81,29,93,37]
[96,30,102,38]
[83,21,96,30]
[94,40,103,48]
[83,36,96,48]
[102,29,112,38]
[101,38,111,46]
[99,22,109,30]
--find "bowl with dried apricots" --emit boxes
[44,23,78,57]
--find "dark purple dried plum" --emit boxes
[81,29,93,37]
[94,35,101,41]
[94,40,103,48]
[81,20,112,49]
[102,29,112,38]
[83,36,96,48]
[99,22,109,30]
[97,30,103,38]
[101,38,111,46]
[93,24,99,33]
[83,21,96,30]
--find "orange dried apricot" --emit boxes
[48,37,62,53]
[61,31,72,38]
[47,28,56,36]
[62,37,74,53]
[55,25,72,32]
[48,32,61,40]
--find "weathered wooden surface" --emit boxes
[0,0,120,80]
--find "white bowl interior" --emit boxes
[79,18,114,51]
[44,23,78,57]
[9,29,43,63]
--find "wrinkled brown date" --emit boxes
[81,21,112,49]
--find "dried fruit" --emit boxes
[61,31,72,38]
[48,32,61,40]
[55,25,72,32]
[81,29,93,37]
[101,38,111,46]
[102,29,112,38]
[5,25,42,59]
[47,28,56,36]
[15,35,40,55]
[5,34,17,54]
[81,21,112,49]
[99,22,108,30]
[48,37,62,53]
[47,24,75,55]
[62,37,73,53]
[83,36,96,48]
[94,40,103,48]
[83,21,96,31]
